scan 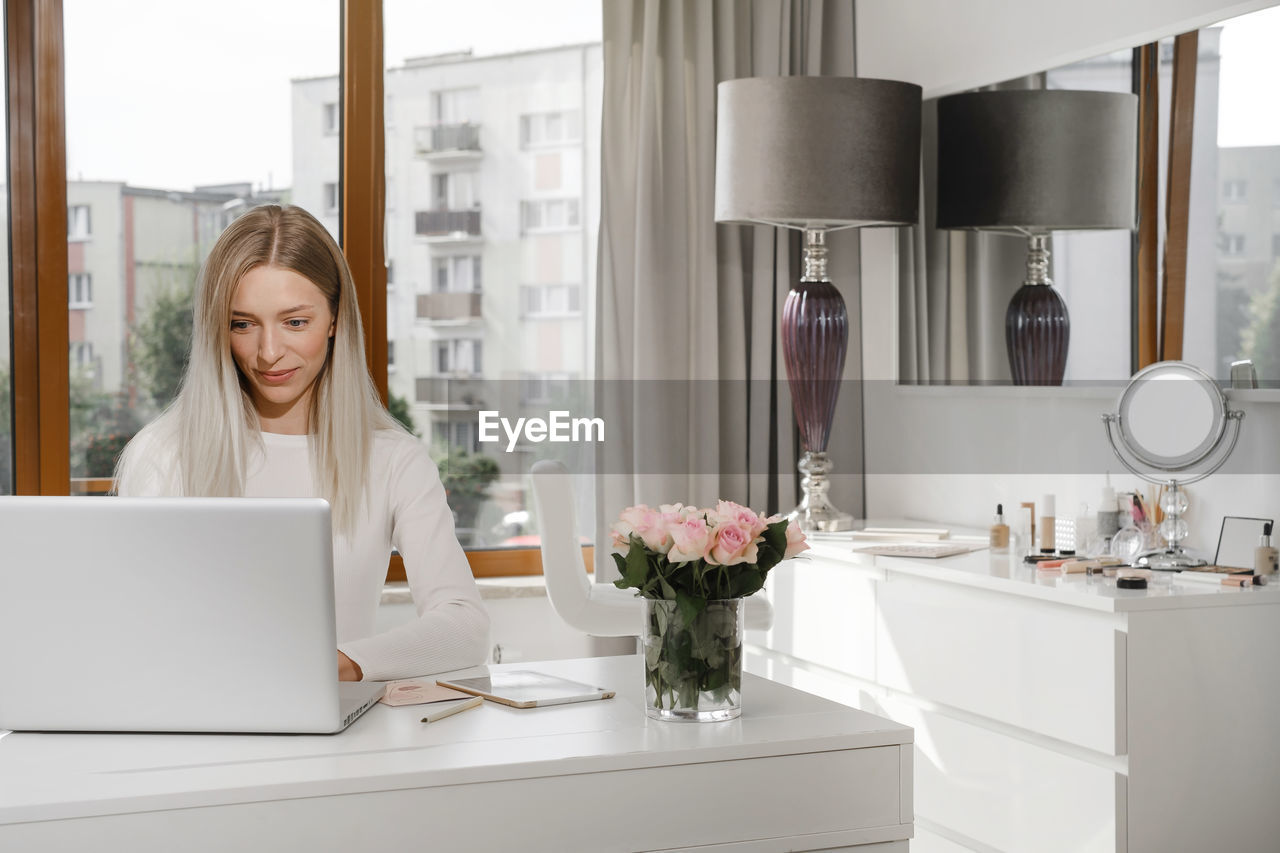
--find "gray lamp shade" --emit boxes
[935,90,1138,231]
[714,76,922,228]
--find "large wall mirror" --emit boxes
[898,4,1280,386]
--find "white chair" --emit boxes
[530,460,773,636]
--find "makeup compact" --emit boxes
[1117,576,1147,590]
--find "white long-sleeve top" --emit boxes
[117,427,490,681]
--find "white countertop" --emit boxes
[0,655,911,826]
[807,525,1280,613]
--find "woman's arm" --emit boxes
[337,437,490,681]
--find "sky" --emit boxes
[57,1,1279,191]
[61,0,601,192]
[1215,4,1280,147]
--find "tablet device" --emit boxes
[436,670,615,708]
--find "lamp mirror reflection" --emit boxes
[901,5,1280,387]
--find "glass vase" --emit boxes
[641,598,744,722]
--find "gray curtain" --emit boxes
[595,0,862,576]
[899,74,1047,383]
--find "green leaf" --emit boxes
[675,590,706,630]
[611,552,630,590]
[617,538,649,589]
[763,518,788,556]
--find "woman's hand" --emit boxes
[337,650,363,681]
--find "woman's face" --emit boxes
[229,264,336,433]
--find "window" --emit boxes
[70,342,95,371]
[59,0,340,482]
[68,273,93,308]
[1182,8,1280,379]
[520,110,582,147]
[431,171,479,210]
[382,0,602,551]
[432,256,481,292]
[1222,233,1246,256]
[387,340,396,371]
[431,419,476,453]
[432,88,479,125]
[521,198,580,231]
[67,205,92,240]
[520,283,581,316]
[435,338,482,375]
[521,371,574,405]
[1,16,10,496]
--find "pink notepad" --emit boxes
[380,679,474,707]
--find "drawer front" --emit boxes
[877,695,1122,853]
[876,576,1125,754]
[750,558,879,681]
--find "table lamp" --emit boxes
[715,76,922,532]
[935,89,1138,385]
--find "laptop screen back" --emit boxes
[0,497,341,733]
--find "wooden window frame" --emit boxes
[6,0,545,579]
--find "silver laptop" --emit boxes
[0,496,384,734]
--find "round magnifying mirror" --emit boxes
[1116,361,1226,473]
[1104,361,1243,570]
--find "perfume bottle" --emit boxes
[1256,522,1278,577]
[990,504,1010,553]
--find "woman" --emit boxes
[116,204,489,682]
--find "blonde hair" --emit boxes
[116,204,401,535]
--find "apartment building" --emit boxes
[291,43,603,455]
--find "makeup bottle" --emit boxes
[1256,522,1278,577]
[1074,503,1095,556]
[990,504,1010,553]
[1040,494,1056,553]
[1096,481,1119,543]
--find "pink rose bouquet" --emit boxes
[610,501,808,619]
[612,501,808,714]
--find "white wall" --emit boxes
[854,0,1280,553]
[856,0,1277,97]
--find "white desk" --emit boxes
[0,655,914,852]
[747,536,1280,852]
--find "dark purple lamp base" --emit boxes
[781,280,848,453]
[1005,283,1069,385]
[780,233,854,532]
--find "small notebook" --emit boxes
[851,541,978,559]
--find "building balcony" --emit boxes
[415,209,482,242]
[414,123,482,161]
[415,376,487,410]
[417,292,482,323]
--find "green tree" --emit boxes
[388,392,419,436]
[430,444,499,543]
[132,277,194,409]
[69,370,141,479]
[1241,263,1280,385]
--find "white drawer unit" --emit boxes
[747,540,1280,853]
[876,575,1125,754]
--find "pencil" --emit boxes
[421,695,483,723]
